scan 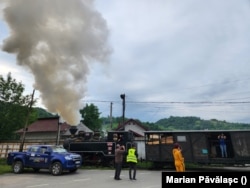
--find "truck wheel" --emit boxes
[12,161,24,174]
[50,162,63,176]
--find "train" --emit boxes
[63,127,134,166]
[144,129,250,168]
[63,127,250,168]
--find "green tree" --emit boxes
[0,72,37,140]
[79,103,102,131]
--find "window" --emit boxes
[146,134,160,145]
[177,136,186,142]
[40,147,47,154]
[161,135,174,144]
[146,133,174,145]
[30,146,39,152]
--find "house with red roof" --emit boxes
[15,116,93,144]
[15,116,70,144]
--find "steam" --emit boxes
[1,0,112,125]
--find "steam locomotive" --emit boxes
[63,127,134,166]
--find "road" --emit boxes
[1,167,250,188]
[0,169,162,188]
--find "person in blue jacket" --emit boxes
[218,133,227,158]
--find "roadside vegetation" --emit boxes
[0,158,11,174]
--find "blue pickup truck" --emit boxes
[7,145,82,176]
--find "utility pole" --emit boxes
[110,102,113,129]
[120,94,125,126]
[56,116,62,145]
[19,89,35,152]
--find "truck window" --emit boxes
[30,146,39,152]
[40,147,47,154]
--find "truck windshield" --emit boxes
[51,147,68,153]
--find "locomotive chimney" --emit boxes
[69,126,78,136]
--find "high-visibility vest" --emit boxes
[126,148,138,163]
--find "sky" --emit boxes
[0,0,250,125]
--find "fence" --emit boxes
[0,140,63,158]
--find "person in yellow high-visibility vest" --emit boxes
[172,143,185,172]
[126,144,138,180]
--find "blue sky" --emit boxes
[1,0,250,125]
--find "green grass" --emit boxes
[0,158,11,174]
[137,161,153,169]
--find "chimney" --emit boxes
[69,126,78,136]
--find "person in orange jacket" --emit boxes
[172,143,185,172]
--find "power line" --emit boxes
[84,100,250,104]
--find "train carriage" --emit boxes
[144,130,250,168]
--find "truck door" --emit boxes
[36,146,50,168]
[25,146,49,168]
[25,146,40,167]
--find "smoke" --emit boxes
[1,0,112,125]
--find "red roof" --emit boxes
[16,117,71,133]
